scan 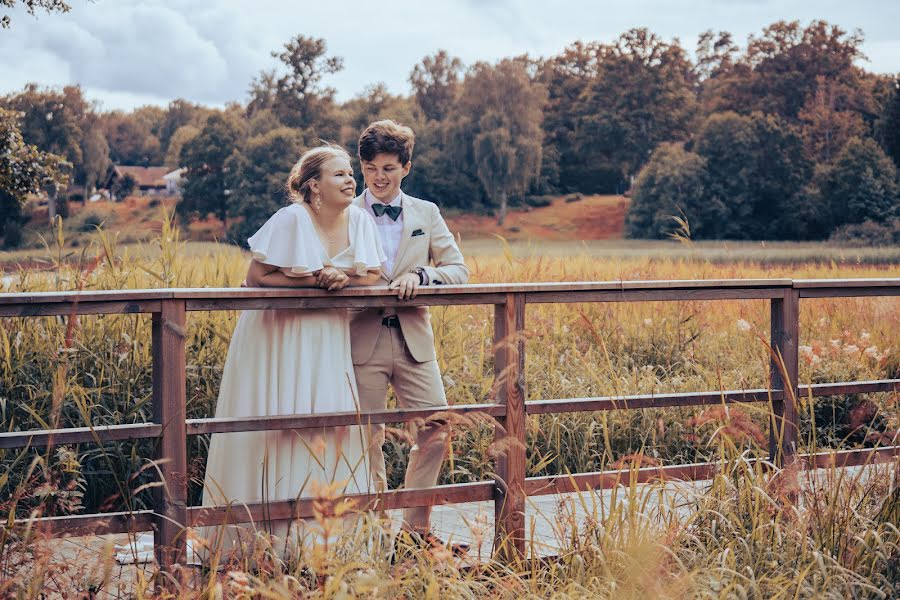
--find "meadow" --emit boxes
[0,221,898,598]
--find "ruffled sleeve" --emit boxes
[247,204,325,277]
[348,205,387,276]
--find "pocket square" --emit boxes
[411,229,425,237]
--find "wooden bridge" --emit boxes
[2,278,898,577]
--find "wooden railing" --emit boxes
[2,279,898,571]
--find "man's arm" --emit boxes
[422,204,469,285]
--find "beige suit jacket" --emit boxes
[351,192,469,364]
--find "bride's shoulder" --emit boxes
[348,203,375,223]
[272,202,314,225]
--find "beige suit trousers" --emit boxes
[354,323,448,531]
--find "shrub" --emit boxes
[78,212,106,232]
[829,219,900,246]
[523,195,553,208]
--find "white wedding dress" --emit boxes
[197,202,385,562]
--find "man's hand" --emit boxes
[316,267,350,291]
[389,272,420,300]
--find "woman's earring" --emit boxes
[313,194,322,213]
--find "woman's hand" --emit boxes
[316,267,350,291]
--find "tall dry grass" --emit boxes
[0,219,898,597]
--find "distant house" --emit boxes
[106,165,184,198]
[162,167,186,194]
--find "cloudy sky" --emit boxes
[1,0,898,112]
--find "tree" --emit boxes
[573,29,698,191]
[178,113,242,226]
[625,143,708,239]
[254,35,343,138]
[878,77,900,169]
[1,0,69,28]
[159,99,207,154]
[99,110,162,166]
[823,137,899,229]
[225,126,306,244]
[409,50,463,122]
[799,76,865,163]
[78,124,110,201]
[110,172,136,201]
[693,111,812,239]
[537,41,603,192]
[709,20,865,120]
[453,59,547,224]
[1,84,88,223]
[163,124,200,170]
[0,108,68,246]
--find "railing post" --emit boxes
[770,289,800,466]
[493,292,526,561]
[151,299,188,572]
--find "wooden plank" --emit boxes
[526,388,779,415]
[803,446,900,469]
[186,403,506,435]
[526,462,721,496]
[12,510,155,537]
[526,287,787,304]
[800,380,900,397]
[770,290,800,466]
[0,423,162,449]
[151,301,188,570]
[188,481,495,526]
[799,287,900,298]
[0,289,173,305]
[793,278,900,289]
[0,301,161,317]
[185,293,507,312]
[492,293,527,561]
[172,279,793,300]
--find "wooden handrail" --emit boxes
[3,278,898,570]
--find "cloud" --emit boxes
[1,0,897,111]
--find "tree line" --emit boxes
[2,19,899,248]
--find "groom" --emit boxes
[351,120,470,544]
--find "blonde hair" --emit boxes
[286,144,352,204]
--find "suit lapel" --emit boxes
[391,193,415,275]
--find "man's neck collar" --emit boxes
[365,189,402,206]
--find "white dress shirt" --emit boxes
[365,188,404,277]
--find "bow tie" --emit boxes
[372,203,402,221]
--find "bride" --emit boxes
[197,144,385,563]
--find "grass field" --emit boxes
[1,220,898,597]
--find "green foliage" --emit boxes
[99,110,163,166]
[706,20,865,119]
[110,172,135,200]
[452,59,548,224]
[823,137,899,228]
[692,112,814,239]
[573,29,698,187]
[829,219,900,246]
[627,112,816,240]
[250,35,342,140]
[878,76,900,169]
[402,121,486,210]
[178,113,243,223]
[225,126,307,244]
[625,143,707,239]
[409,50,463,122]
